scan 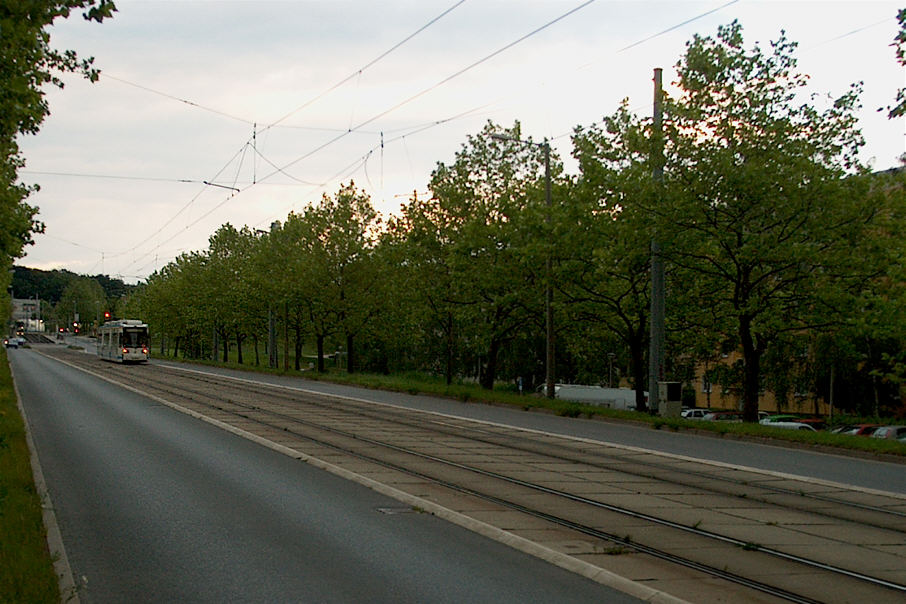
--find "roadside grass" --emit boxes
[0,348,60,602]
[160,352,906,458]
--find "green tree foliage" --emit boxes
[423,121,558,389]
[387,191,463,384]
[0,1,116,317]
[659,21,882,421]
[310,182,382,373]
[271,183,382,373]
[205,224,264,364]
[65,22,901,418]
[56,276,106,330]
[569,103,657,409]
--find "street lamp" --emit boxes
[490,133,555,399]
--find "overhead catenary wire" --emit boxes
[254,0,600,186]
[113,0,602,278]
[46,0,737,278]
[105,1,470,277]
[56,2,891,281]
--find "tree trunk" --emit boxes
[629,324,648,412]
[346,333,355,374]
[445,312,454,386]
[316,334,325,372]
[739,315,762,422]
[236,334,244,365]
[294,324,303,371]
[283,301,289,372]
[480,338,501,390]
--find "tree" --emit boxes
[424,121,558,389]
[205,224,263,364]
[569,103,656,410]
[56,277,105,331]
[0,1,116,315]
[311,182,382,373]
[388,191,464,384]
[658,21,880,421]
[274,183,382,373]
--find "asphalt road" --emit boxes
[12,348,639,604]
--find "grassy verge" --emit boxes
[163,354,906,459]
[0,348,59,602]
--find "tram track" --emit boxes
[39,348,906,603]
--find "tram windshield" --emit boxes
[122,327,149,349]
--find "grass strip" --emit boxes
[0,348,59,603]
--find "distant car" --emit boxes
[794,418,826,431]
[4,337,18,348]
[766,421,817,432]
[760,414,825,430]
[701,411,742,422]
[831,424,881,437]
[759,414,800,425]
[681,408,710,420]
[871,426,906,440]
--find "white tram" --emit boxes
[97,319,150,363]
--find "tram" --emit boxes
[97,319,150,363]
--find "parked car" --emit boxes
[871,426,906,440]
[760,414,825,430]
[794,418,826,431]
[681,408,710,420]
[701,411,742,422]
[759,414,801,425]
[831,424,881,437]
[766,421,817,432]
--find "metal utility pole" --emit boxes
[542,140,555,400]
[268,307,277,369]
[648,67,665,413]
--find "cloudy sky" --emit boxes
[16,0,905,283]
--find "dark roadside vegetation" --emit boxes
[0,348,59,602]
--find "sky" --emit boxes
[15,0,905,284]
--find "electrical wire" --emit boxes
[261,0,469,134]
[105,1,470,278]
[256,0,599,184]
[617,0,739,54]
[64,1,880,281]
[101,73,256,125]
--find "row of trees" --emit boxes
[124,22,905,420]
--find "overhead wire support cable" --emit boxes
[261,0,469,133]
[107,0,752,280]
[109,0,470,278]
[261,0,598,183]
[101,73,256,125]
[616,0,739,53]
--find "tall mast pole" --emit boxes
[648,67,665,413]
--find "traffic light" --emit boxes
[104,311,111,320]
